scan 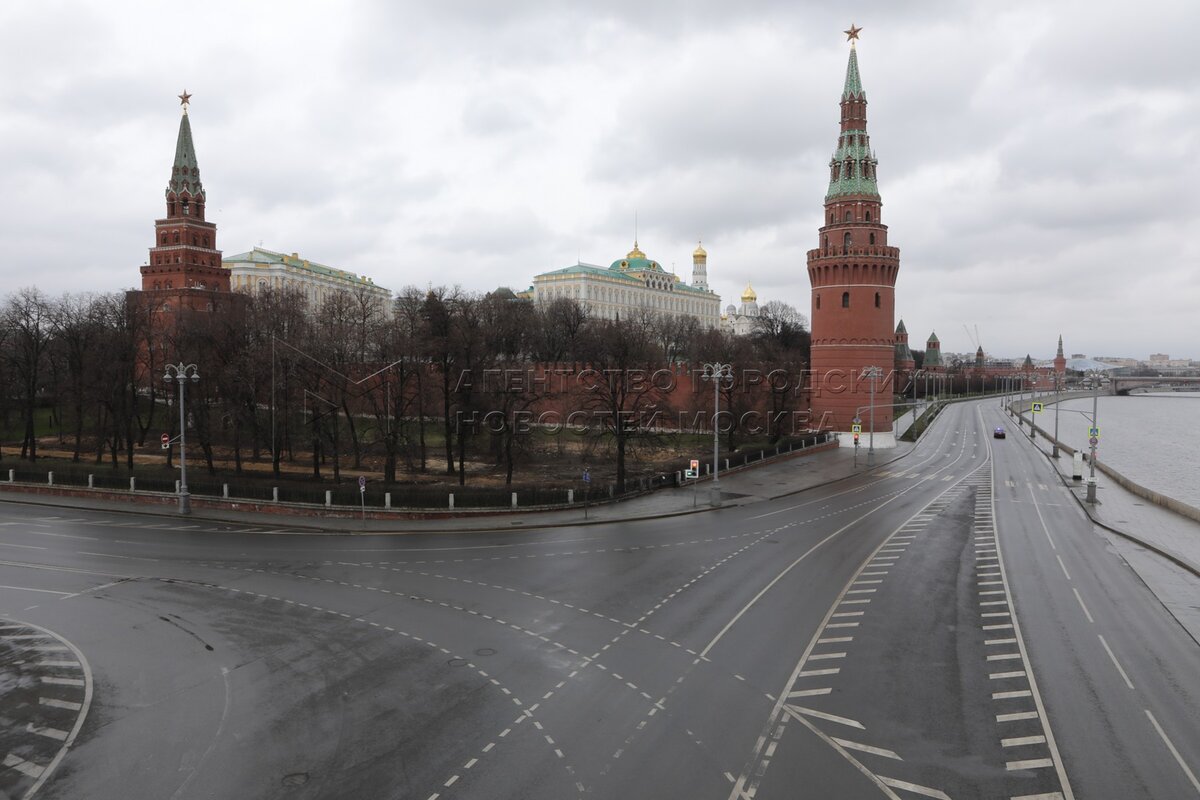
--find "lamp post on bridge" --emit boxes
[1051,371,1063,459]
[1082,368,1109,504]
[862,366,883,467]
[163,362,201,515]
[701,362,733,507]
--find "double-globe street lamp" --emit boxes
[1082,368,1109,504]
[701,362,733,507]
[862,366,883,467]
[164,362,200,514]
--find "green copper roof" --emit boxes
[842,46,866,101]
[167,112,203,198]
[928,331,940,344]
[609,256,663,273]
[534,262,715,297]
[895,340,913,362]
[895,319,907,334]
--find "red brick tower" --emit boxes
[1054,335,1067,375]
[139,92,228,295]
[807,29,899,444]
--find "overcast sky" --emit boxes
[1,0,1196,360]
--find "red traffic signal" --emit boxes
[853,433,860,444]
[160,433,170,449]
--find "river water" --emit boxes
[1048,393,1200,509]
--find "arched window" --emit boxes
[869,232,876,245]
[165,280,173,289]
[843,232,851,254]
[842,291,850,308]
[824,236,829,251]
[865,210,872,222]
[875,292,881,308]
[844,210,852,222]
[181,198,189,216]
[816,294,821,310]
[192,235,198,246]
[203,235,209,247]
[173,232,180,244]
[160,233,167,245]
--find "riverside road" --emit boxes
[0,399,1197,799]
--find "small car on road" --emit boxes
[993,426,1006,439]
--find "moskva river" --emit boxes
[1048,393,1200,509]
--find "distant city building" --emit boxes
[721,283,762,335]
[1148,353,1170,365]
[223,247,391,313]
[528,240,721,328]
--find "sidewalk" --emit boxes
[0,440,917,534]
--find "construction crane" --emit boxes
[963,324,982,353]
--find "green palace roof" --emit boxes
[223,247,388,291]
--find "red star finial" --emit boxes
[178,90,192,108]
[844,24,862,43]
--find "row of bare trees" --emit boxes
[0,285,810,492]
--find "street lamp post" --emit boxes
[701,362,733,507]
[1051,372,1062,458]
[863,366,882,467]
[1029,377,1039,440]
[163,362,200,514]
[1083,369,1106,504]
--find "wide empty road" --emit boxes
[1,399,1198,799]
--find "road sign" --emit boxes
[358,476,367,493]
[160,433,170,450]
[1089,426,1099,437]
[853,417,862,425]
[851,424,862,433]
[1032,402,1043,413]
[583,468,591,483]
[1089,436,1099,446]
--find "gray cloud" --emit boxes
[0,0,1196,360]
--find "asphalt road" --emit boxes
[1,399,1197,799]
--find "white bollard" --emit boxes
[385,492,392,509]
[325,490,332,507]
[88,474,94,489]
[175,480,181,494]
[568,489,574,504]
[449,493,455,510]
[511,492,518,508]
[272,486,279,502]
[222,483,229,499]
[48,471,54,486]
[8,469,13,483]
[130,477,136,491]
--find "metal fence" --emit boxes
[1,432,833,510]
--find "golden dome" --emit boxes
[741,282,757,302]
[693,241,707,259]
[627,240,646,259]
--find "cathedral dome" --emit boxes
[741,283,757,302]
[693,242,707,259]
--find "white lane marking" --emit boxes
[1003,735,1048,747]
[979,404,1076,800]
[878,776,951,799]
[0,542,47,550]
[990,671,1027,680]
[17,620,95,798]
[3,753,44,778]
[997,711,1040,722]
[786,705,864,730]
[26,723,69,741]
[1055,555,1071,580]
[832,738,902,761]
[40,676,84,687]
[1010,794,1065,800]
[1097,635,1134,690]
[1144,708,1200,795]
[1007,759,1055,770]
[1072,588,1095,624]
[0,585,70,595]
[787,688,832,698]
[797,668,841,677]
[993,690,1034,700]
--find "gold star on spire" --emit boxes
[178,90,192,113]
[844,24,862,43]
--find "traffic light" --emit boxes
[160,433,170,450]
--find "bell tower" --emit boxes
[140,92,228,294]
[806,27,899,444]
